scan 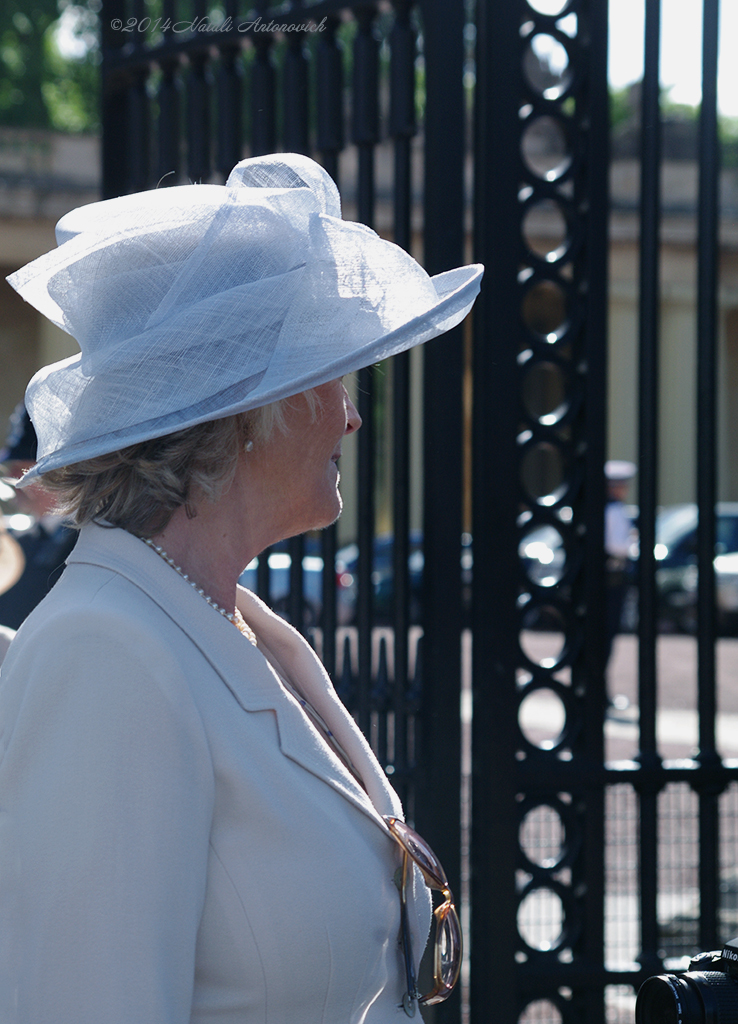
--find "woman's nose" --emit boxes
[344,390,362,435]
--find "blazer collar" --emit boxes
[237,586,403,821]
[68,525,403,830]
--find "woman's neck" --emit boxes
[148,477,259,615]
[147,452,299,614]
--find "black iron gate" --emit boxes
[100,0,734,1022]
[471,2,738,1024]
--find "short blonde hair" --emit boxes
[40,402,286,536]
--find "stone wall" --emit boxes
[0,128,99,427]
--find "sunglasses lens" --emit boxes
[418,903,462,1006]
[438,905,462,987]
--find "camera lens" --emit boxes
[636,971,738,1024]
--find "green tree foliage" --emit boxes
[0,0,100,132]
[609,86,634,132]
[610,83,738,165]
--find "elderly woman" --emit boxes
[0,154,482,1023]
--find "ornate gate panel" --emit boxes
[471,3,737,1023]
[472,1,610,1021]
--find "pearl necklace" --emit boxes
[142,537,257,645]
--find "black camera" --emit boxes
[636,938,738,1024]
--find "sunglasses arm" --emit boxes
[399,851,420,1016]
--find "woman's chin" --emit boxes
[314,490,344,532]
[321,495,344,530]
[287,489,343,537]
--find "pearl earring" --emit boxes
[245,440,254,453]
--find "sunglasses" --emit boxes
[383,815,462,1016]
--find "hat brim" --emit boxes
[19,262,482,486]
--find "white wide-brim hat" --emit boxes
[8,153,483,485]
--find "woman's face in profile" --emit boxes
[247,378,361,540]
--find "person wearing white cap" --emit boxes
[0,154,481,1024]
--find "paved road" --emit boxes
[327,628,738,762]
[607,634,738,760]
[510,632,738,761]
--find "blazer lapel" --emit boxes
[68,526,401,831]
[238,587,404,822]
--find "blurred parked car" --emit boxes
[239,505,738,635]
[641,503,738,634]
[335,532,474,624]
[238,532,443,627]
[335,532,425,623]
[519,503,738,635]
[716,551,738,634]
[238,539,354,627]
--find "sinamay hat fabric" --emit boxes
[7,154,483,485]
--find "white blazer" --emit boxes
[0,524,431,1024]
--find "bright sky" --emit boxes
[609,0,738,117]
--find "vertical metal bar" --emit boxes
[578,1,610,1018]
[336,634,355,709]
[320,525,338,681]
[283,35,310,155]
[126,0,150,190]
[252,36,276,157]
[156,0,181,184]
[390,0,416,170]
[256,546,270,603]
[101,0,129,199]
[216,3,242,178]
[322,151,339,189]
[316,17,344,180]
[316,20,343,677]
[637,0,664,978]
[186,0,211,182]
[470,0,521,1017]
[353,6,379,228]
[637,0,663,764]
[288,535,306,635]
[418,0,464,1020]
[373,638,390,764]
[389,0,415,811]
[352,7,380,740]
[696,0,722,952]
[352,7,380,148]
[696,0,720,758]
[356,364,375,738]
[390,346,410,796]
[699,792,721,951]
[127,74,150,191]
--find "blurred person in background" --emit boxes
[0,402,76,628]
